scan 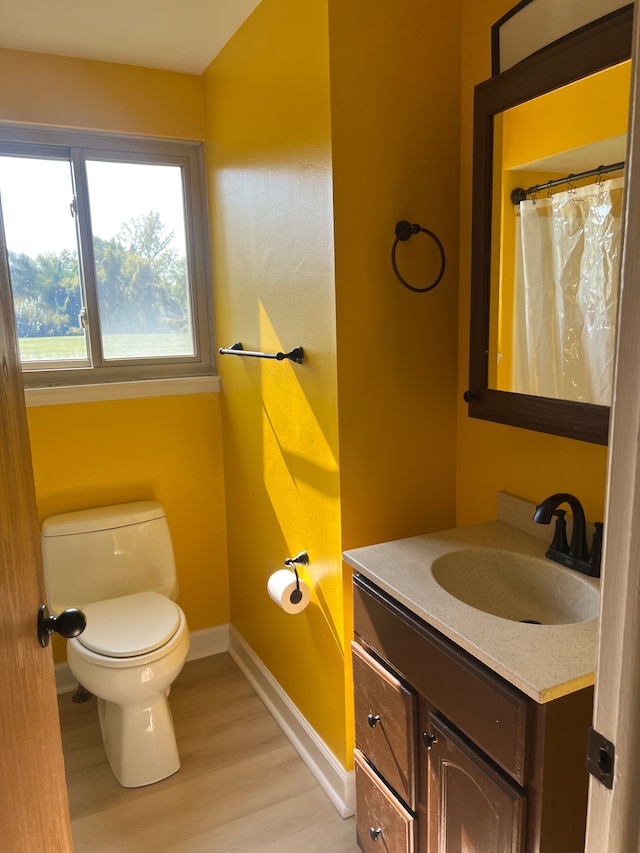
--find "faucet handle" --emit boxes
[588,522,603,578]
[550,509,569,553]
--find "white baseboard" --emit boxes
[187,623,230,660]
[54,623,230,695]
[55,620,355,819]
[228,625,355,819]
[54,659,81,695]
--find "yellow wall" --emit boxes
[0,48,204,139]
[329,1,462,551]
[2,13,462,767]
[202,0,346,761]
[501,62,631,169]
[457,0,609,526]
[204,0,463,767]
[328,0,462,760]
[0,50,229,661]
[28,395,229,660]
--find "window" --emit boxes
[0,126,214,388]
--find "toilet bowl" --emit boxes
[42,502,190,788]
[67,591,189,787]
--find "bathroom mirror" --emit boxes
[491,0,632,74]
[467,6,633,445]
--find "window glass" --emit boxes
[0,154,87,364]
[0,128,213,387]
[86,159,195,360]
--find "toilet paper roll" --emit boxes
[267,569,310,614]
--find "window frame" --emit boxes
[0,123,215,388]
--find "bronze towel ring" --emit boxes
[391,220,445,293]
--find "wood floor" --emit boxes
[58,654,359,853]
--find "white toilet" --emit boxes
[42,501,190,788]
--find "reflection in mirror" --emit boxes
[468,6,633,445]
[491,0,631,74]
[490,61,630,407]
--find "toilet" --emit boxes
[41,501,190,788]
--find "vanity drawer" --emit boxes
[354,749,415,853]
[353,575,529,785]
[352,641,417,810]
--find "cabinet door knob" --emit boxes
[422,731,438,750]
[367,713,381,728]
[369,827,382,842]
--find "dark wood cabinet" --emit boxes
[352,640,417,810]
[352,573,593,853]
[354,749,416,853]
[425,711,526,853]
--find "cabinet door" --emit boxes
[426,713,526,853]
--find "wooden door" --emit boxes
[0,205,73,850]
[426,713,526,853]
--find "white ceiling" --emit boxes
[513,136,627,174]
[0,0,263,75]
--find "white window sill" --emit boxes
[24,375,220,407]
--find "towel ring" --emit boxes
[391,220,446,293]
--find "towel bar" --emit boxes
[219,342,304,364]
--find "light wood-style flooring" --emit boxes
[58,654,359,853]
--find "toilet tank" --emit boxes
[41,501,179,614]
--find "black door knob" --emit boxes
[38,604,87,648]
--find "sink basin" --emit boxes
[431,548,599,625]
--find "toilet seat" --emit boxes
[77,591,182,658]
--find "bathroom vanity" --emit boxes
[344,497,599,853]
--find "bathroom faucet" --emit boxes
[533,493,602,578]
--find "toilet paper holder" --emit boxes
[284,551,309,605]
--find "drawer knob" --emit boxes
[369,827,382,842]
[422,731,438,750]
[367,713,381,728]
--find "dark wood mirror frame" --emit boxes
[467,5,633,446]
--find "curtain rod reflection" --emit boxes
[511,161,625,205]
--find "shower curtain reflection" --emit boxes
[512,177,624,405]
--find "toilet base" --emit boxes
[97,694,180,787]
[65,602,189,788]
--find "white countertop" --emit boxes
[344,505,600,703]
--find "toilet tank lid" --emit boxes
[42,501,166,537]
